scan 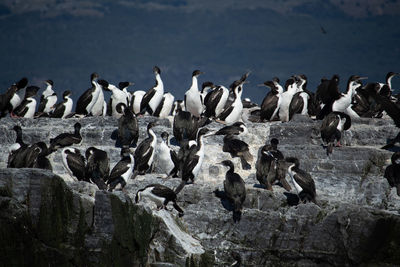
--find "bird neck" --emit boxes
[387,76,393,90]
[190,76,199,92]
[43,85,54,96]
[155,73,164,91]
[15,130,23,145]
[148,128,156,139]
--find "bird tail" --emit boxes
[174,180,186,195]
[233,210,242,223]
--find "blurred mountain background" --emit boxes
[0,0,399,104]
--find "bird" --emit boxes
[214,122,248,136]
[8,77,28,113]
[37,80,57,115]
[11,86,40,118]
[7,125,30,168]
[320,111,351,155]
[130,90,146,114]
[0,84,18,118]
[119,81,133,103]
[51,90,73,118]
[285,157,317,204]
[172,100,185,116]
[132,122,157,178]
[140,66,164,115]
[173,103,199,144]
[116,103,139,148]
[174,127,210,194]
[288,74,314,120]
[98,79,130,118]
[276,77,300,122]
[256,138,291,191]
[85,147,109,190]
[75,73,102,116]
[184,70,204,118]
[200,81,215,108]
[384,152,400,196]
[61,147,86,182]
[156,132,179,177]
[153,92,175,118]
[220,160,246,223]
[259,78,283,122]
[107,148,135,191]
[49,122,82,152]
[135,184,184,217]
[377,72,399,97]
[30,142,53,171]
[222,134,253,170]
[217,73,249,125]
[203,85,229,119]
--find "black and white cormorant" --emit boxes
[285,157,317,204]
[0,84,18,118]
[140,66,164,115]
[384,152,400,196]
[173,103,199,144]
[117,103,139,148]
[172,100,185,116]
[12,86,40,118]
[200,81,215,108]
[61,147,86,182]
[49,122,82,151]
[288,74,313,120]
[156,132,179,177]
[320,111,351,155]
[222,134,253,170]
[214,122,248,136]
[258,78,283,122]
[275,77,299,122]
[30,141,53,171]
[131,90,146,114]
[132,122,157,178]
[256,138,291,191]
[85,147,109,190]
[107,148,134,191]
[153,92,175,118]
[203,85,229,119]
[7,125,29,168]
[184,70,204,118]
[38,80,57,114]
[8,77,28,113]
[75,73,101,116]
[98,79,130,118]
[135,184,184,217]
[220,160,246,223]
[51,90,73,118]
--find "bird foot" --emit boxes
[335,141,342,147]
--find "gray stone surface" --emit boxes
[0,115,400,266]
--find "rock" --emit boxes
[0,115,400,266]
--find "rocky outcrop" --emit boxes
[0,115,400,266]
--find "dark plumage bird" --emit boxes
[256,138,291,191]
[222,134,253,170]
[132,122,157,178]
[203,85,229,118]
[214,122,248,136]
[49,122,82,152]
[289,74,316,120]
[173,104,199,144]
[316,75,340,119]
[384,152,400,196]
[30,142,53,171]
[75,73,100,116]
[259,79,282,122]
[135,184,184,217]
[117,103,139,148]
[221,160,246,223]
[51,90,73,118]
[38,80,57,115]
[0,84,18,118]
[85,147,109,190]
[320,112,351,155]
[8,77,28,113]
[61,147,86,182]
[12,86,40,118]
[7,125,29,168]
[285,157,317,204]
[107,148,134,191]
[140,66,164,115]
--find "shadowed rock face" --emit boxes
[0,115,400,266]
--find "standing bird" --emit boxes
[175,128,210,194]
[153,92,175,118]
[61,147,86,182]
[203,85,229,119]
[173,104,199,144]
[217,73,249,125]
[75,73,101,116]
[30,142,53,171]
[140,66,164,115]
[384,152,400,196]
[185,70,204,118]
[256,138,291,191]
[131,90,146,114]
[12,86,40,118]
[285,157,317,204]
[8,77,28,113]
[38,80,57,115]
[156,132,179,177]
[51,90,73,118]
[49,122,82,152]
[259,78,283,122]
[117,103,139,148]
[98,79,130,118]
[377,72,399,97]
[200,81,215,108]
[107,148,135,191]
[320,111,351,155]
[172,100,185,116]
[7,125,30,168]
[221,160,246,223]
[135,184,184,217]
[0,84,18,117]
[222,135,253,170]
[85,147,109,190]
[276,77,299,122]
[214,122,248,136]
[132,122,157,178]
[289,74,314,120]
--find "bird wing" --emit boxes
[140,88,156,112]
[215,125,240,136]
[204,88,223,117]
[76,87,94,114]
[108,157,131,183]
[294,170,316,195]
[217,105,234,121]
[320,113,339,140]
[67,153,86,180]
[289,93,304,119]
[38,95,46,112]
[13,99,31,116]
[369,91,400,128]
[134,139,153,167]
[51,101,66,118]
[151,185,175,200]
[51,133,81,148]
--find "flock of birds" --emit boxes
[2,66,400,222]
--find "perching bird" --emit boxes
[140,66,164,115]
[49,122,82,152]
[61,147,86,182]
[221,160,246,223]
[285,157,317,204]
[173,103,199,144]
[185,70,204,118]
[258,78,283,122]
[38,80,57,115]
[116,103,139,148]
[256,138,291,191]
[51,90,73,118]
[222,134,253,170]
[320,111,351,155]
[156,132,179,177]
[214,122,248,136]
[12,86,40,118]
[135,184,184,217]
[85,147,109,190]
[75,73,102,116]
[132,122,157,178]
[7,125,30,168]
[98,79,130,118]
[384,152,400,196]
[107,148,134,191]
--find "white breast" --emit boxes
[158,93,175,118]
[132,90,146,114]
[24,98,37,118]
[157,142,175,174]
[224,99,243,125]
[62,98,73,119]
[185,90,203,117]
[215,87,229,117]
[44,95,58,113]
